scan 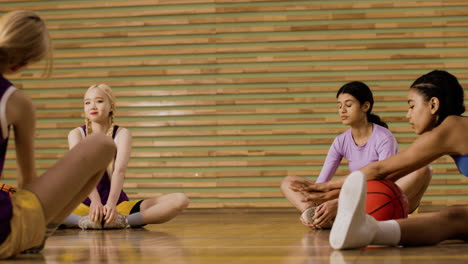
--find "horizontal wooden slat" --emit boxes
[3,0,468,13]
[31,5,468,21]
[125,188,468,199]
[15,62,468,80]
[45,16,468,31]
[26,52,468,71]
[34,128,352,139]
[6,149,332,160]
[2,156,457,170]
[34,109,410,120]
[420,200,468,207]
[32,119,357,129]
[33,94,468,110]
[2,167,461,180]
[1,170,320,180]
[14,72,468,89]
[11,0,337,16]
[26,40,468,59]
[425,189,468,195]
[48,30,468,45]
[121,180,468,190]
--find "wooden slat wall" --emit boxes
[1,0,468,211]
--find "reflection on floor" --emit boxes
[4,210,468,264]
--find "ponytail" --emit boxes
[368,113,388,128]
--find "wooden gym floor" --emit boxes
[5,210,468,264]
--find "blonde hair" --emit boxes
[0,10,53,76]
[84,83,116,175]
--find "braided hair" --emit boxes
[84,83,117,175]
[84,84,116,137]
[410,70,465,126]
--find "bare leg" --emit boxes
[330,171,468,249]
[280,176,311,212]
[24,133,116,224]
[138,193,189,224]
[398,205,468,246]
[395,165,432,213]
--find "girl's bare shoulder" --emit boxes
[6,88,34,124]
[433,115,468,154]
[8,88,33,109]
[437,115,467,134]
[68,127,83,138]
[114,126,131,141]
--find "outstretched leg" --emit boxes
[133,193,189,225]
[330,170,468,249]
[103,193,189,229]
[398,205,468,246]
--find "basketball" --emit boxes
[366,179,409,221]
[0,183,16,196]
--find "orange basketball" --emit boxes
[0,183,16,196]
[366,179,408,221]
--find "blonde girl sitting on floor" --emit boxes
[63,84,189,229]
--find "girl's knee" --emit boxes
[439,206,468,240]
[89,133,115,149]
[280,176,296,191]
[420,165,433,182]
[440,206,468,224]
[171,193,189,210]
[87,134,116,159]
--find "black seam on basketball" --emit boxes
[368,200,393,215]
[367,191,393,199]
[379,180,400,197]
[368,181,407,219]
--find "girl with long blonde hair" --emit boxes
[63,84,189,229]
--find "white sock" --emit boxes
[301,207,316,224]
[371,220,401,246]
[63,214,81,226]
[127,212,144,226]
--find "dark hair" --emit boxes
[336,81,388,128]
[411,70,465,126]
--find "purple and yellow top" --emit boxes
[0,75,17,244]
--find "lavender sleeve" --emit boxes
[316,137,343,183]
[376,133,399,161]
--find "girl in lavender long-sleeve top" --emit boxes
[315,123,398,185]
[280,81,432,229]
